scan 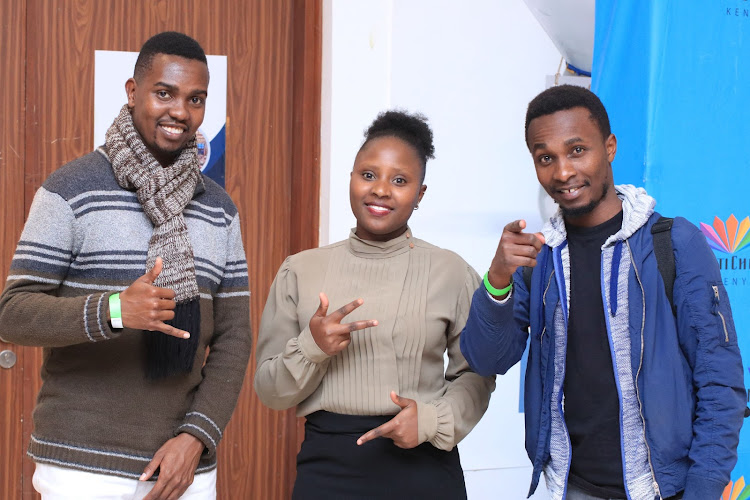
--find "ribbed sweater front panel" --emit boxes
[319,241,413,414]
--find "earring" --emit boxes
[414,205,419,210]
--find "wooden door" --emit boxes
[0,1,321,498]
[0,0,28,498]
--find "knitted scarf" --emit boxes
[105,104,202,378]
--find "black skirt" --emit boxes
[292,411,467,500]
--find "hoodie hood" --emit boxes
[541,184,655,249]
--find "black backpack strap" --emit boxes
[651,217,676,315]
[522,265,533,292]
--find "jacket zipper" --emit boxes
[627,240,662,500]
[712,285,730,342]
[540,271,555,348]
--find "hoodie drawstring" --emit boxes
[610,241,623,316]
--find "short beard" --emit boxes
[560,182,609,218]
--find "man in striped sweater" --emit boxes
[0,32,251,500]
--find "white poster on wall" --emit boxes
[93,50,228,187]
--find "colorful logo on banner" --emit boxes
[700,215,750,254]
[701,215,750,289]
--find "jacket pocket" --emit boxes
[710,282,737,346]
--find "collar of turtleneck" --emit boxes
[347,227,414,258]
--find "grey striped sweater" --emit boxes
[0,149,252,479]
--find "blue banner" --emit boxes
[593,2,750,498]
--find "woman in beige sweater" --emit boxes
[254,111,495,499]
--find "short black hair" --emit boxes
[525,85,611,144]
[360,110,435,182]
[134,31,207,81]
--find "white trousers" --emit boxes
[32,463,217,500]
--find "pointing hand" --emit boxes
[487,219,545,298]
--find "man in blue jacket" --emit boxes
[460,84,744,500]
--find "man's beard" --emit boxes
[560,182,609,218]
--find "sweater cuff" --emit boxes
[297,326,330,363]
[84,292,120,342]
[681,474,729,500]
[175,411,223,458]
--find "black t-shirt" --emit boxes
[564,210,626,499]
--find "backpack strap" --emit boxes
[651,217,677,315]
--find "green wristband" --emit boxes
[109,292,123,329]
[484,272,512,296]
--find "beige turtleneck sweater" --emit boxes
[254,229,495,451]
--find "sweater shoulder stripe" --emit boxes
[14,249,70,265]
[10,259,71,277]
[68,193,233,229]
[194,256,224,276]
[76,205,144,219]
[225,261,248,271]
[74,201,141,217]
[43,152,238,222]
[186,201,233,220]
[6,274,61,285]
[13,256,241,289]
[197,268,221,284]
[215,290,250,298]
[70,190,137,207]
[78,250,148,258]
[17,241,72,259]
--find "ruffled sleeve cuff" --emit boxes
[296,326,330,364]
[417,400,455,451]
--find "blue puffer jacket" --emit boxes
[460,185,745,500]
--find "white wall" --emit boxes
[322,2,561,498]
